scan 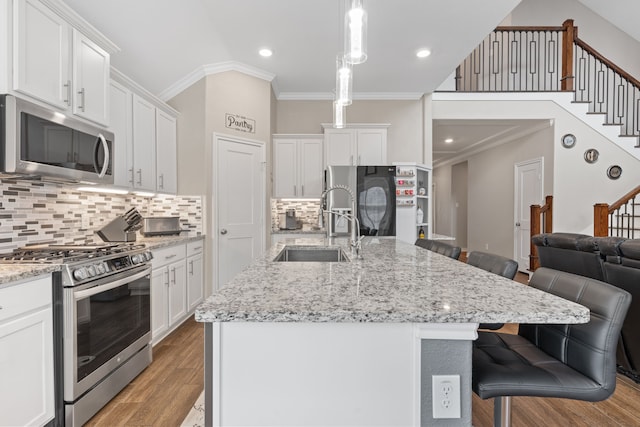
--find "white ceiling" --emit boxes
[63,0,520,99]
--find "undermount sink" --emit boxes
[274,245,350,262]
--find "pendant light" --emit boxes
[333,101,346,128]
[344,0,367,64]
[335,54,352,106]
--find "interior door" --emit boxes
[514,158,543,272]
[216,135,265,288]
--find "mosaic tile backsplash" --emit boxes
[0,178,202,253]
[271,199,321,230]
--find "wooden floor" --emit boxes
[86,318,204,427]
[86,272,640,427]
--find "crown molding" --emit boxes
[111,67,179,116]
[278,92,425,101]
[40,0,120,54]
[159,61,276,101]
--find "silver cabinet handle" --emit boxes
[189,260,193,275]
[301,185,304,196]
[165,254,177,260]
[350,155,354,165]
[63,80,71,106]
[159,173,164,189]
[137,169,143,186]
[78,88,86,112]
[164,270,170,286]
[129,168,134,185]
[293,185,297,196]
[220,229,228,235]
[192,246,202,251]
[171,267,176,284]
[358,155,361,165]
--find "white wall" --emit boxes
[433,96,640,258]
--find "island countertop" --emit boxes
[195,237,589,324]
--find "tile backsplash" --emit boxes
[271,199,321,230]
[0,178,202,253]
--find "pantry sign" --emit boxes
[225,113,255,134]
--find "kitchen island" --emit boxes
[195,237,589,426]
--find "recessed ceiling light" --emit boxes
[445,138,454,144]
[416,48,431,58]
[259,48,273,57]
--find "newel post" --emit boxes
[561,19,576,91]
[594,203,609,237]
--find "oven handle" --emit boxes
[73,266,151,300]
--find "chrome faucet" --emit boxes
[318,185,363,257]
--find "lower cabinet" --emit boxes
[151,239,204,344]
[0,275,54,427]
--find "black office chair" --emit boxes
[473,267,631,427]
[415,239,461,260]
[466,251,519,330]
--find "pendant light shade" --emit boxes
[344,0,367,64]
[335,55,352,106]
[333,101,346,128]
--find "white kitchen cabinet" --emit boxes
[132,94,156,191]
[273,135,323,198]
[0,275,54,427]
[13,0,112,125]
[109,80,134,187]
[186,241,204,311]
[155,108,178,194]
[323,125,388,166]
[151,244,186,344]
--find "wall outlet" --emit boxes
[432,375,461,419]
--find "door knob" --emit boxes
[515,222,521,227]
[220,229,228,235]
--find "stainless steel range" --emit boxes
[0,243,153,426]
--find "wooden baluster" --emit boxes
[561,19,576,91]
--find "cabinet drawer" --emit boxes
[186,240,204,257]
[152,244,186,269]
[0,275,51,323]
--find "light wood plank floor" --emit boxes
[87,275,640,426]
[86,317,204,427]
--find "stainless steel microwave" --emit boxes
[0,94,114,184]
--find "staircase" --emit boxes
[594,185,640,238]
[454,19,640,160]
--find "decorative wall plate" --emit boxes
[561,133,576,148]
[584,148,599,163]
[607,165,622,180]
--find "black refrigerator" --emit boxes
[324,165,396,236]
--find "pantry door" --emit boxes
[215,134,266,289]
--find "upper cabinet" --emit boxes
[323,125,388,166]
[273,135,323,198]
[12,0,115,126]
[109,70,178,194]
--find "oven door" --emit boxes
[63,265,151,401]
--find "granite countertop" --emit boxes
[271,225,325,234]
[0,264,61,286]
[196,237,589,324]
[138,233,204,250]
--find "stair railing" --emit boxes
[594,185,640,238]
[456,19,640,143]
[529,195,553,271]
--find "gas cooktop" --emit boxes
[0,243,147,264]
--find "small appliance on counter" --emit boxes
[141,216,183,236]
[278,209,300,230]
[97,208,143,242]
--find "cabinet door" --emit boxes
[151,267,169,343]
[187,253,204,311]
[109,81,134,187]
[168,260,187,325]
[0,308,54,427]
[155,109,177,194]
[298,138,324,197]
[356,129,387,165]
[72,29,110,125]
[132,94,156,190]
[13,0,70,109]
[324,129,355,166]
[273,138,298,198]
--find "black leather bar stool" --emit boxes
[414,239,461,260]
[473,267,631,427]
[466,251,518,330]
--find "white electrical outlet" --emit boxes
[432,375,461,419]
